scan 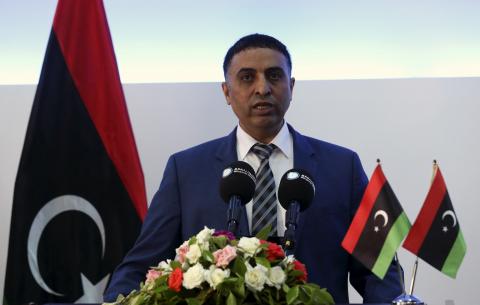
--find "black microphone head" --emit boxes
[219,161,256,204]
[278,169,315,211]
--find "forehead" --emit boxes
[227,48,290,75]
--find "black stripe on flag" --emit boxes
[351,181,403,269]
[417,191,459,270]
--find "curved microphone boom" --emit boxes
[219,161,256,235]
[278,169,315,251]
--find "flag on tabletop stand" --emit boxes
[403,163,466,278]
[3,1,148,304]
[342,163,411,279]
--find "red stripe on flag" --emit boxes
[342,165,386,253]
[403,169,447,254]
[52,0,147,219]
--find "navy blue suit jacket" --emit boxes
[104,126,402,303]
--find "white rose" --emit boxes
[205,265,230,289]
[186,244,202,264]
[282,254,296,267]
[196,226,214,248]
[183,263,205,289]
[266,266,286,289]
[245,264,268,292]
[157,259,172,273]
[238,237,260,257]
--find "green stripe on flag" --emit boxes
[372,212,411,278]
[441,231,466,278]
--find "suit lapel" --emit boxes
[289,125,317,249]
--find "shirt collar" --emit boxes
[236,121,292,160]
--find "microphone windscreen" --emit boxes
[278,169,315,211]
[219,161,256,204]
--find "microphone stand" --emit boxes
[227,195,243,235]
[283,201,300,255]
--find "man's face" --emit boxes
[222,48,295,143]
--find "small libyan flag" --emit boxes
[342,163,411,279]
[403,164,466,278]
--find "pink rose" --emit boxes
[145,269,161,284]
[213,245,237,268]
[175,241,190,264]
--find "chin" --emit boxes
[254,121,282,133]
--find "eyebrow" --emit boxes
[236,66,285,75]
[236,68,256,76]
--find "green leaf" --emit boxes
[288,270,303,277]
[231,278,245,298]
[317,287,335,305]
[170,261,182,269]
[186,297,201,305]
[267,290,275,305]
[286,286,299,305]
[255,257,271,269]
[298,284,335,305]
[227,292,237,305]
[255,225,272,240]
[232,256,247,277]
[189,236,198,245]
[202,250,214,263]
[297,285,310,304]
[215,292,222,305]
[212,236,228,249]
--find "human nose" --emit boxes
[255,75,271,97]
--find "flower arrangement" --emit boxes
[110,227,334,305]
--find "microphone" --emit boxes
[219,161,256,235]
[278,169,315,251]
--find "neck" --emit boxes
[240,122,283,144]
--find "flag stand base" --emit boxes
[392,293,425,305]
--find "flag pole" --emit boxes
[409,257,419,295]
[432,160,438,182]
[395,253,406,294]
[392,162,439,305]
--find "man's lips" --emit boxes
[252,103,275,116]
[253,102,274,110]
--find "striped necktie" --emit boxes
[251,143,277,236]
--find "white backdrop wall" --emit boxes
[0,78,478,305]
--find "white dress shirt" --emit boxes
[236,122,293,236]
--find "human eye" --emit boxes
[239,73,253,82]
[268,70,283,81]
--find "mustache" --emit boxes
[252,100,275,107]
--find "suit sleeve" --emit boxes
[104,155,182,301]
[347,153,403,303]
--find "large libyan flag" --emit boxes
[3,1,147,304]
[403,165,466,278]
[342,164,410,279]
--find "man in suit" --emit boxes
[104,34,402,303]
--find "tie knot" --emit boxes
[252,143,275,160]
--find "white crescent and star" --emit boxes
[27,195,108,302]
[441,209,457,233]
[373,210,389,232]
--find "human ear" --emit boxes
[221,82,231,105]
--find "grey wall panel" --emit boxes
[1,78,478,304]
